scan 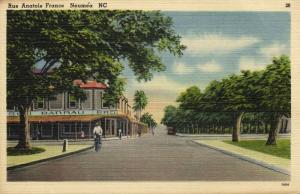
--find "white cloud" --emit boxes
[181,34,260,55]
[239,42,289,72]
[173,62,193,74]
[239,57,267,71]
[259,42,288,58]
[131,75,189,93]
[197,60,223,73]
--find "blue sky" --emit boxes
[123,12,290,121]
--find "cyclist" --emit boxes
[93,122,103,152]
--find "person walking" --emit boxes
[118,128,122,140]
[93,122,103,152]
[35,128,40,140]
[80,130,85,139]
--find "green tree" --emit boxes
[258,55,291,145]
[176,86,202,109]
[176,86,201,109]
[176,86,202,133]
[133,90,148,120]
[7,10,185,149]
[161,105,178,128]
[140,112,157,129]
[172,68,263,141]
[222,71,263,141]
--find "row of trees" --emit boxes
[161,55,290,145]
[8,10,184,149]
[140,113,158,129]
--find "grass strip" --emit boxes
[223,139,290,159]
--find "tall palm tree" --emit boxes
[133,90,148,121]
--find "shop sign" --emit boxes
[7,109,118,116]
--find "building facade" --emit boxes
[7,80,147,140]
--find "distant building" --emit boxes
[279,115,291,133]
[7,80,147,140]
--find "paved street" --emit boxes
[8,126,289,181]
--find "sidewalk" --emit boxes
[7,144,93,169]
[7,136,132,169]
[193,140,290,175]
[7,135,133,146]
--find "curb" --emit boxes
[176,133,231,138]
[7,136,134,145]
[192,140,290,176]
[177,133,290,138]
[7,145,94,171]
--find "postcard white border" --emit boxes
[1,0,300,193]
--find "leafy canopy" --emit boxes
[133,90,148,111]
[7,10,185,107]
[161,55,291,134]
[140,112,157,128]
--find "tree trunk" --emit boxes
[240,123,243,134]
[284,120,288,133]
[264,123,268,134]
[139,108,141,121]
[232,112,244,142]
[15,105,31,149]
[247,122,251,133]
[266,113,282,145]
[221,125,224,134]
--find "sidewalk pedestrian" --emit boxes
[138,128,142,137]
[93,122,103,152]
[118,128,122,140]
[35,128,41,140]
[80,130,85,139]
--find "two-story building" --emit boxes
[7,80,148,140]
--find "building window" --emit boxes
[34,97,44,109]
[41,124,53,137]
[7,104,15,111]
[63,124,76,134]
[95,90,102,109]
[69,94,78,109]
[8,124,20,137]
[81,90,92,109]
[49,93,64,110]
[102,92,109,108]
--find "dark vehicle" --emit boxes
[167,127,176,135]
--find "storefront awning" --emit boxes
[7,115,105,123]
[7,114,141,124]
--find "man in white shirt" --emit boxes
[93,122,103,136]
[93,122,103,152]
